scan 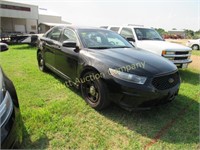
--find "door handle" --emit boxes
[54,45,61,49]
[46,40,54,45]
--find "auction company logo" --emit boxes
[64,61,146,87]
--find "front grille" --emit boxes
[174,57,188,60]
[152,72,180,90]
[175,51,189,55]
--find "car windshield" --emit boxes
[78,29,133,49]
[134,28,163,41]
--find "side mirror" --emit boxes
[126,37,135,42]
[62,41,80,52]
[0,43,9,52]
[62,41,77,48]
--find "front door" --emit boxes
[55,28,79,80]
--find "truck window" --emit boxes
[100,26,108,29]
[120,27,134,40]
[134,28,163,41]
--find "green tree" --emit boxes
[155,28,167,36]
[194,30,200,39]
[184,29,194,38]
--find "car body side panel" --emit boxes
[1,107,22,149]
[41,38,56,68]
[0,67,22,149]
[55,46,79,80]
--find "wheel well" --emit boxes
[37,49,42,60]
[192,44,199,47]
[192,44,199,49]
[80,67,100,78]
[37,49,41,55]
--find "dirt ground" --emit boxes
[188,55,200,71]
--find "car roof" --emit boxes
[55,25,107,30]
[105,25,153,29]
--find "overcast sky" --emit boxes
[6,0,200,31]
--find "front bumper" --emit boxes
[172,59,192,68]
[162,52,192,68]
[1,106,22,149]
[105,75,180,109]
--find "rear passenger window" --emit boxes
[120,28,134,40]
[110,27,120,32]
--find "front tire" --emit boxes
[192,44,199,50]
[37,51,48,72]
[81,71,110,110]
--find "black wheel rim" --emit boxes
[82,80,99,103]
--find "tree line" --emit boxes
[155,28,200,39]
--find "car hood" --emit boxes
[137,41,192,54]
[85,48,177,77]
[188,39,200,43]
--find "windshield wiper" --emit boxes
[88,47,111,49]
[114,46,132,48]
[140,38,151,40]
[152,38,163,41]
[88,46,132,49]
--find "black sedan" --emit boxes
[0,43,22,148]
[37,26,180,110]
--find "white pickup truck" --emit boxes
[101,25,192,68]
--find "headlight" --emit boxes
[162,50,175,55]
[0,91,13,127]
[109,68,147,84]
[166,51,175,55]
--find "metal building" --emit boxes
[0,0,70,34]
[0,0,38,34]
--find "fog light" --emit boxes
[167,57,174,60]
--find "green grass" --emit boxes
[0,44,199,149]
[192,50,200,56]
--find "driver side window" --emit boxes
[61,29,77,42]
[46,27,62,41]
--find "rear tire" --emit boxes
[37,51,48,72]
[81,71,110,110]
